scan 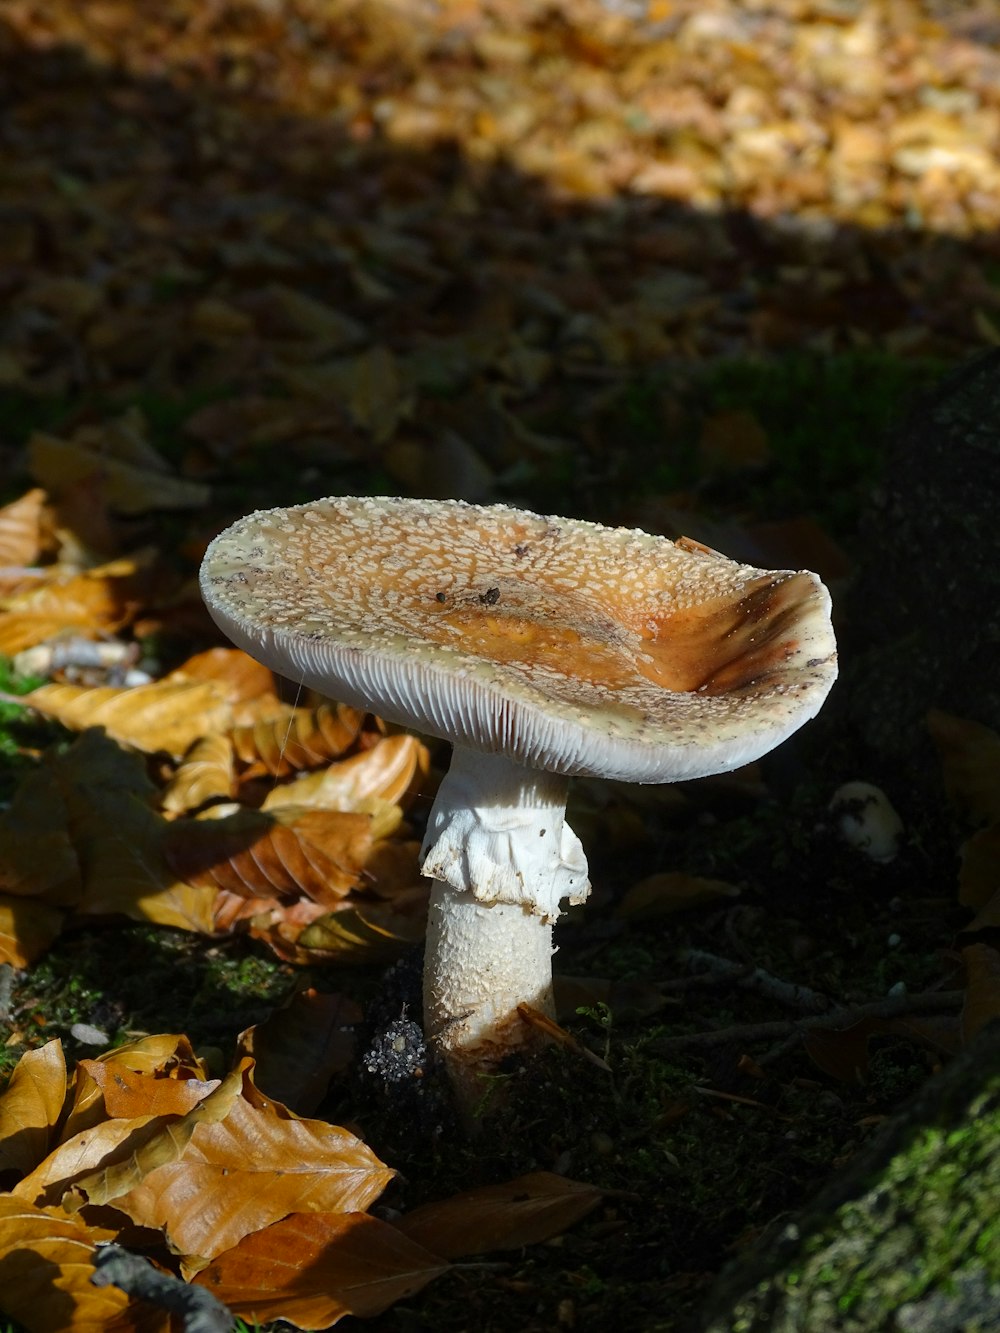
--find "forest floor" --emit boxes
[0,2,997,1330]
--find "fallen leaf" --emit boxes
[18,679,233,759]
[261,734,430,813]
[617,871,740,919]
[0,1040,67,1181]
[105,1087,394,1265]
[396,1171,604,1258]
[231,701,366,778]
[0,896,65,967]
[927,710,1000,827]
[194,1210,448,1327]
[238,990,362,1116]
[160,733,235,815]
[0,1196,166,1332]
[80,1061,220,1120]
[0,487,50,567]
[961,943,1000,1043]
[293,900,427,964]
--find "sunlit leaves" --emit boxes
[0,1038,603,1329]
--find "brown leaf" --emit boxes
[961,943,1000,1043]
[161,733,235,815]
[167,647,277,707]
[0,895,65,967]
[105,1088,394,1265]
[396,1171,603,1259]
[261,734,430,813]
[33,732,218,933]
[166,805,381,908]
[0,487,50,567]
[0,554,154,656]
[617,871,740,919]
[0,764,83,906]
[60,1035,209,1145]
[194,1210,448,1327]
[958,822,1000,911]
[18,678,234,759]
[79,1061,220,1120]
[29,412,210,515]
[238,990,362,1116]
[231,701,366,778]
[0,1040,68,1180]
[803,1011,960,1084]
[293,899,428,964]
[927,710,1000,826]
[53,1065,246,1212]
[0,1196,166,1332]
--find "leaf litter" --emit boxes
[1,0,999,1327]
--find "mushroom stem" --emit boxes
[421,747,590,1101]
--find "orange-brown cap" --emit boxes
[200,497,837,782]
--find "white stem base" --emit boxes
[423,882,554,1073]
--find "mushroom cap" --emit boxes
[200,496,837,783]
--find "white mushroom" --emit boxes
[830,781,904,863]
[200,497,838,1107]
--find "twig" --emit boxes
[91,1245,234,1333]
[677,949,833,1013]
[651,989,965,1053]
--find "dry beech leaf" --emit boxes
[0,763,81,905]
[803,1013,961,1084]
[168,647,276,706]
[165,805,388,907]
[194,1210,448,1328]
[0,554,154,656]
[958,822,1000,912]
[961,943,1000,1043]
[18,678,234,759]
[294,899,428,964]
[0,1040,67,1181]
[60,1035,209,1144]
[79,1061,220,1120]
[396,1171,604,1259]
[47,1066,246,1212]
[103,1085,395,1266]
[262,734,430,813]
[232,701,366,778]
[31,731,218,934]
[0,1195,166,1333]
[617,871,740,919]
[29,421,210,516]
[927,710,1000,827]
[0,895,65,967]
[0,486,49,567]
[238,990,362,1116]
[161,733,235,815]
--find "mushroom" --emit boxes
[200,497,837,1107]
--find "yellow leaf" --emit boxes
[0,896,65,967]
[0,1040,68,1179]
[0,1196,164,1332]
[295,900,427,964]
[19,679,234,758]
[0,487,49,567]
[161,733,235,815]
[262,734,429,814]
[0,554,154,656]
